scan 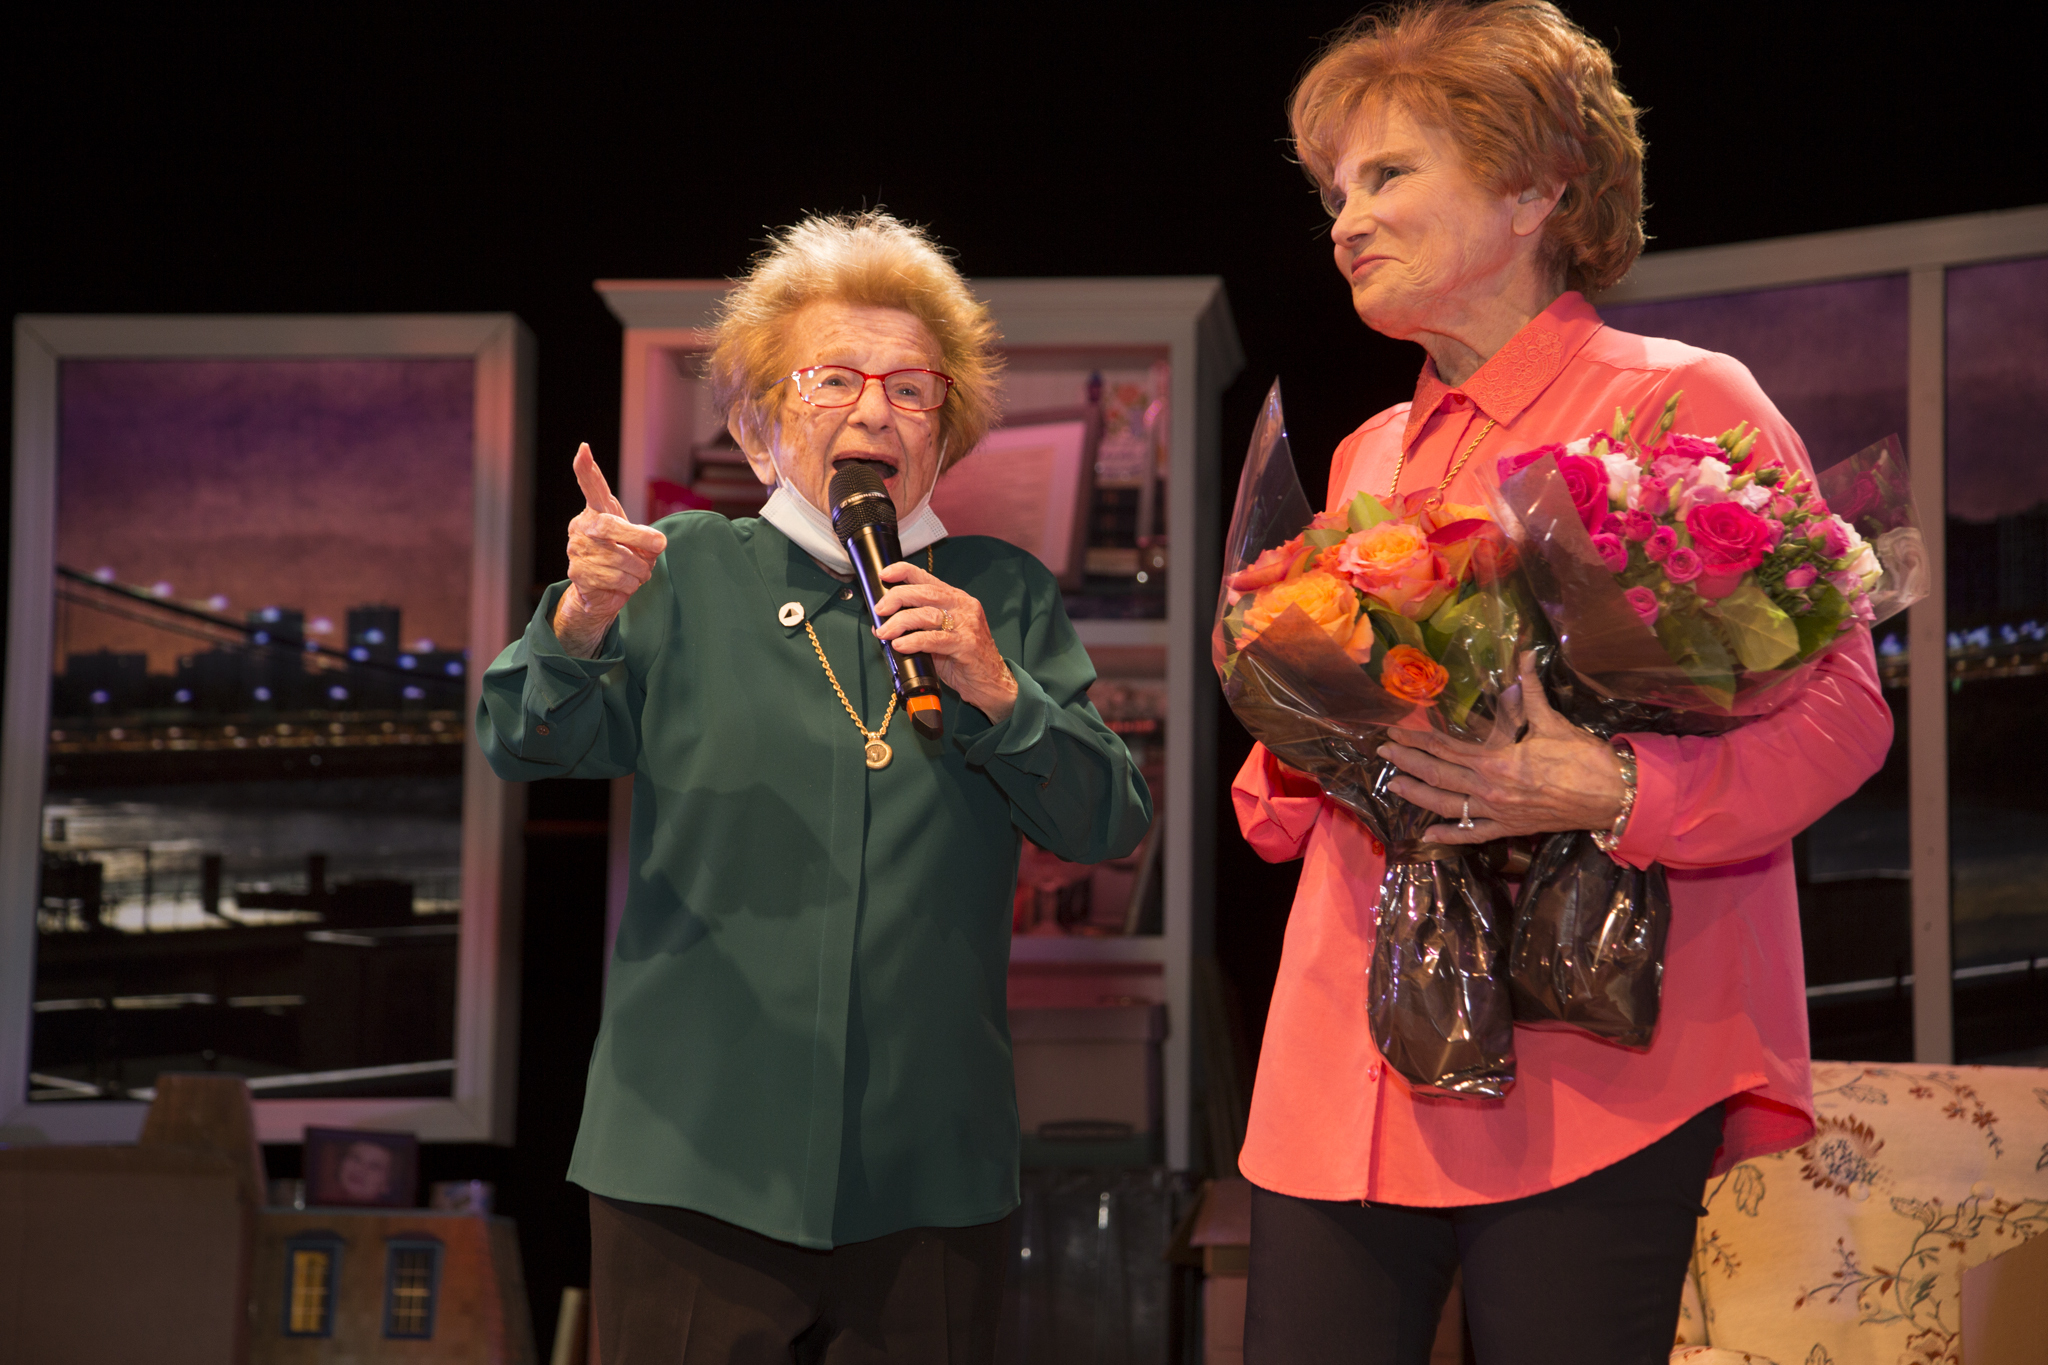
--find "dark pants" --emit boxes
[1244,1104,1724,1365]
[589,1194,1010,1365]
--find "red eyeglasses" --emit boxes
[781,366,955,413]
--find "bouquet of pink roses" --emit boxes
[1215,383,1534,1099]
[1488,398,1924,1047]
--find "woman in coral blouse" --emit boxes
[1232,6,1893,1363]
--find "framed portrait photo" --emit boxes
[4,315,534,1143]
[303,1125,421,1208]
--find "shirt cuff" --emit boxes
[1611,730,1677,869]
[526,582,625,709]
[958,657,1057,778]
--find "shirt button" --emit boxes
[1367,1063,1382,1082]
[778,601,805,627]
[839,587,854,601]
[535,723,550,736]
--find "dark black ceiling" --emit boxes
[7,2,2040,530]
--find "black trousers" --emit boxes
[589,1194,1010,1365]
[1243,1103,1724,1365]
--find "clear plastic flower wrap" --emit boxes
[1214,383,1536,1098]
[1488,413,1926,1048]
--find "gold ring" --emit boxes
[940,609,956,632]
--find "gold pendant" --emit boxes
[863,739,893,770]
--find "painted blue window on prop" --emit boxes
[282,1233,344,1337]
[382,1237,444,1339]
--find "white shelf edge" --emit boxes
[1008,935,1168,965]
[1071,618,1170,649]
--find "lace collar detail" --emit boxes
[1402,291,1603,451]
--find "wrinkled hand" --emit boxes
[872,560,1018,723]
[552,444,667,658]
[1379,653,1626,844]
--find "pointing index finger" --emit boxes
[573,443,628,520]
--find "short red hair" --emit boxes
[1291,1,1645,293]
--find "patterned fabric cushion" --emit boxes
[1672,1063,2048,1365]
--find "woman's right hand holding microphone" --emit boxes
[553,443,667,658]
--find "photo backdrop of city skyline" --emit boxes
[54,358,475,678]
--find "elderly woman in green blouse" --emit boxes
[477,210,1151,1364]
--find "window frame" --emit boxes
[3,314,534,1141]
[381,1234,445,1340]
[281,1232,346,1339]
[1597,204,2048,1061]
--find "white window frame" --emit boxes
[1599,204,2048,1062]
[4,314,534,1142]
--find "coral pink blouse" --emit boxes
[1232,292,1894,1205]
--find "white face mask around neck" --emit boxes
[756,460,949,575]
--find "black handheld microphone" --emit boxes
[829,462,944,741]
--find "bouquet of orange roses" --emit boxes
[1214,384,1535,1099]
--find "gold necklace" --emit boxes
[801,546,935,771]
[1388,416,1497,506]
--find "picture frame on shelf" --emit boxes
[304,1125,420,1208]
[928,408,1097,588]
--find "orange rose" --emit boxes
[1226,534,1307,596]
[1340,610,1377,664]
[1332,521,1456,619]
[1242,569,1357,643]
[1380,644,1448,704]
[1428,514,1508,585]
[1422,500,1491,534]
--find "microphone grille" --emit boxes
[829,463,899,537]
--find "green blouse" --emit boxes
[476,515,1152,1248]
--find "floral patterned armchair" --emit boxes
[1670,1062,2048,1365]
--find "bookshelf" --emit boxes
[595,277,1242,1169]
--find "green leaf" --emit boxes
[1368,605,1424,651]
[1423,593,1478,656]
[1347,490,1394,532]
[1304,524,1349,551]
[1794,585,1852,658]
[1653,607,1738,707]
[1436,632,1488,731]
[1712,578,1802,671]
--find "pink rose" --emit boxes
[1827,569,1862,598]
[1818,516,1853,558]
[1620,510,1656,542]
[1625,586,1660,625]
[1556,453,1612,532]
[1783,565,1818,590]
[1770,493,1798,519]
[1591,532,1628,573]
[1632,475,1672,517]
[1662,545,1703,583]
[1496,444,1567,480]
[1686,501,1776,579]
[1644,526,1677,563]
[1654,434,1723,465]
[1650,454,1696,485]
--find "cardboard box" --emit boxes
[1961,1223,2048,1364]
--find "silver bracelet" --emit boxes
[1590,739,1637,857]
